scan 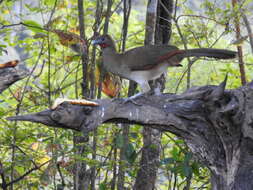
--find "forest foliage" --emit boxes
[0,0,252,189]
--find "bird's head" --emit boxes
[92,35,115,50]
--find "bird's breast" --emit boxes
[102,55,130,78]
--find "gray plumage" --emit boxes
[92,35,237,93]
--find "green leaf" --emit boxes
[184,152,192,163]
[171,147,180,161]
[25,3,41,12]
[114,134,124,148]
[191,162,200,176]
[99,182,107,190]
[125,143,137,164]
[23,20,46,34]
[0,45,7,56]
[0,107,5,117]
[44,0,56,6]
[182,164,192,177]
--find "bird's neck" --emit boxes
[99,42,117,51]
[102,47,122,75]
[102,45,117,56]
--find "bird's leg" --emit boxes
[121,81,150,105]
[154,86,162,95]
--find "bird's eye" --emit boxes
[100,37,105,42]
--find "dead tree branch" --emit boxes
[0,65,28,94]
[7,77,253,189]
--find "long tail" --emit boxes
[183,48,237,59]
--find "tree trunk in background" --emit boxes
[156,0,173,44]
[133,128,161,190]
[117,1,132,190]
[232,0,247,85]
[73,135,90,190]
[74,0,90,189]
[90,1,103,189]
[134,0,173,189]
[241,12,253,55]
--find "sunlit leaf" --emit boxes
[23,20,46,34]
[99,182,107,190]
[191,162,200,176]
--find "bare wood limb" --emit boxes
[7,78,253,189]
[0,65,28,94]
[7,80,228,134]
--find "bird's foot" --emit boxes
[111,92,150,105]
[122,92,147,106]
[111,96,140,105]
[122,98,141,106]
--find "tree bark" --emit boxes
[133,128,161,190]
[156,0,173,44]
[8,78,253,190]
[232,0,247,85]
[133,0,162,189]
[117,1,132,189]
[0,65,28,94]
[74,1,90,189]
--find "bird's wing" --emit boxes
[123,45,180,71]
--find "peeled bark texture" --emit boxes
[0,65,28,94]
[133,128,161,190]
[7,78,253,190]
[133,0,161,189]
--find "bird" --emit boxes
[92,34,237,99]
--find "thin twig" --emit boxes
[0,162,7,190]
[159,0,192,89]
[176,14,226,26]
[12,145,38,168]
[6,160,50,187]
[57,163,65,189]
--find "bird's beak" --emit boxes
[91,39,102,45]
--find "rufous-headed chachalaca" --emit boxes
[92,35,237,99]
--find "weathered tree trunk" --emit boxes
[0,66,28,94]
[133,0,164,189]
[117,1,132,189]
[231,0,247,85]
[8,78,253,190]
[74,1,91,189]
[133,128,161,190]
[156,0,173,44]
